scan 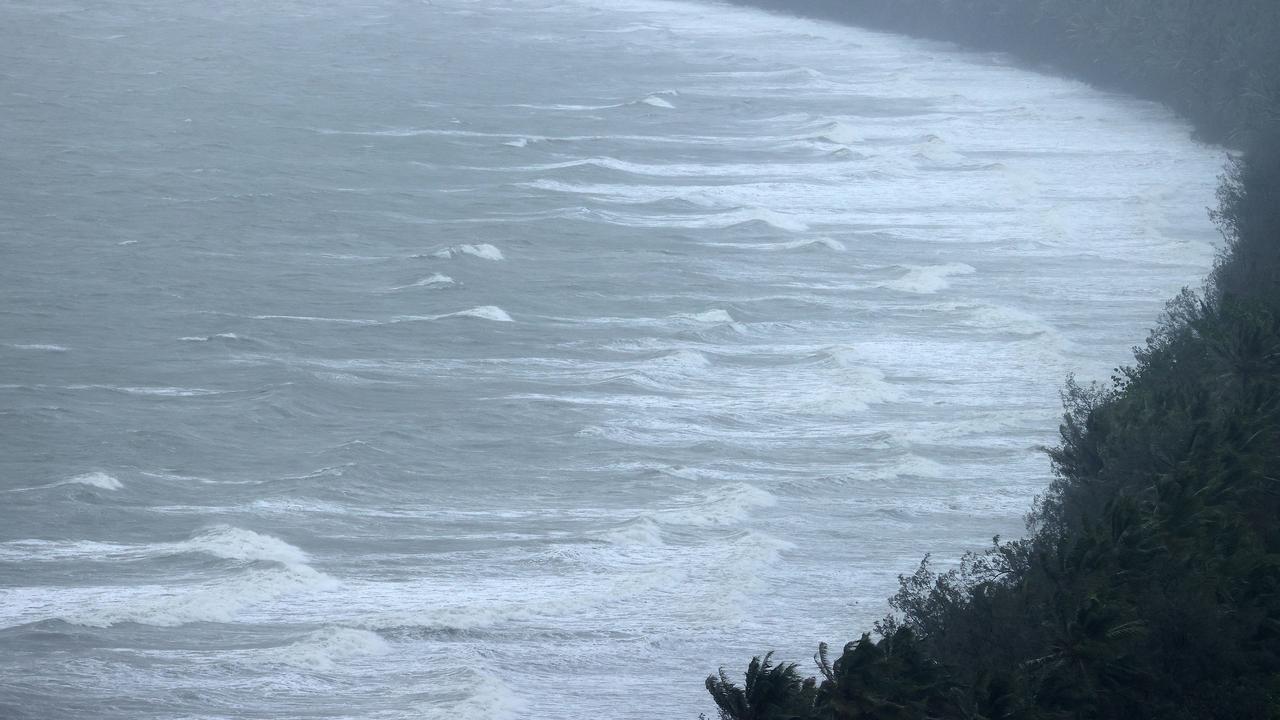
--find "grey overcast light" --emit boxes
[0,0,1233,718]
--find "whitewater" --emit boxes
[0,0,1222,717]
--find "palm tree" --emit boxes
[813,630,957,720]
[705,652,817,720]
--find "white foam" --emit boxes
[418,273,455,286]
[639,95,675,109]
[452,306,512,322]
[814,345,866,368]
[913,134,964,163]
[0,539,139,561]
[114,386,222,397]
[497,156,828,178]
[0,526,309,567]
[675,309,734,324]
[720,207,809,233]
[708,237,845,252]
[259,627,390,671]
[252,315,379,325]
[175,526,309,565]
[511,101,625,111]
[8,343,69,352]
[502,137,529,148]
[59,472,122,491]
[646,349,711,370]
[396,306,513,323]
[817,365,905,413]
[812,120,861,145]
[67,565,337,627]
[876,455,949,480]
[319,253,388,261]
[884,263,976,294]
[60,384,222,397]
[430,673,526,720]
[964,304,1058,337]
[656,483,777,526]
[180,333,242,342]
[431,243,504,261]
[392,273,455,290]
[601,517,665,547]
[686,206,809,232]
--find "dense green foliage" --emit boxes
[706,2,1280,718]
[707,145,1280,720]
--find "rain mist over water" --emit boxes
[0,0,1223,717]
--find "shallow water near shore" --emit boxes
[0,0,1223,717]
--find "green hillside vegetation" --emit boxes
[705,1,1280,718]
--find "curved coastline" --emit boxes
[723,0,1279,146]
[704,2,1280,718]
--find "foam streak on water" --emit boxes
[0,0,1222,717]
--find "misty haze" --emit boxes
[3,0,1276,718]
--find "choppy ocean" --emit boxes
[0,0,1223,717]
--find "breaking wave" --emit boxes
[256,627,391,670]
[430,243,505,261]
[883,263,977,293]
[59,472,123,491]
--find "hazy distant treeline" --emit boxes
[704,1,1280,718]
[729,0,1280,145]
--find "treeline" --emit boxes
[729,0,1280,146]
[704,1,1280,718]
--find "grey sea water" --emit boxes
[0,0,1224,717]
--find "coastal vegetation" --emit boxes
[706,1,1280,717]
